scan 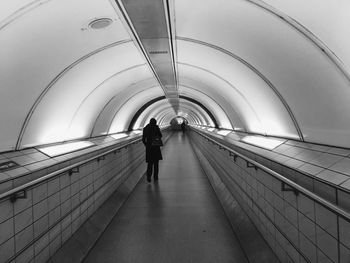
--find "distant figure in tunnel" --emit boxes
[142,118,163,182]
[181,121,186,134]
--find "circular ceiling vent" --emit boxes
[88,18,113,29]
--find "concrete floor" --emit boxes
[83,132,248,263]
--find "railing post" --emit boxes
[229,152,238,162]
[10,189,27,203]
[281,182,299,196]
[246,161,258,171]
[69,167,79,176]
[97,156,105,162]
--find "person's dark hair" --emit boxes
[150,118,157,125]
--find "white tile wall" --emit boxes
[191,131,350,263]
[0,200,13,223]
[314,181,337,203]
[35,245,50,263]
[316,226,338,262]
[339,217,350,249]
[340,244,350,263]
[15,245,34,263]
[14,207,33,233]
[0,237,14,262]
[299,233,317,262]
[48,178,60,196]
[315,203,337,238]
[317,249,333,263]
[298,212,316,243]
[0,131,171,262]
[33,199,48,221]
[49,206,61,226]
[15,226,33,253]
[34,214,48,239]
[49,234,61,257]
[0,218,14,244]
[33,183,48,204]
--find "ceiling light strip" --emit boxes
[163,0,179,96]
[111,0,170,98]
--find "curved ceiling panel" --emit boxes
[175,0,350,147]
[133,99,214,130]
[156,109,179,126]
[159,109,184,126]
[179,75,245,130]
[178,63,264,134]
[133,101,176,129]
[109,87,165,134]
[128,97,166,131]
[128,94,220,129]
[0,0,134,150]
[2,0,350,152]
[179,86,233,129]
[180,96,219,128]
[158,107,200,127]
[160,111,197,126]
[157,106,202,126]
[262,0,350,72]
[177,40,299,139]
[179,101,214,127]
[92,78,160,136]
[0,0,49,23]
[20,43,148,148]
[66,65,154,140]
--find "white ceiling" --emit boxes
[1,0,350,151]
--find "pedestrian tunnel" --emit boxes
[1,0,350,262]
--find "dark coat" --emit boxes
[142,124,163,163]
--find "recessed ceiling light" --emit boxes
[88,18,113,29]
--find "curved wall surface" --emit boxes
[1,0,350,151]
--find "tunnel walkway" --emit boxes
[83,132,248,263]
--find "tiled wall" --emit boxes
[0,135,140,194]
[190,131,350,263]
[0,140,146,263]
[204,130,350,216]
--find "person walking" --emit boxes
[142,118,163,182]
[181,121,186,133]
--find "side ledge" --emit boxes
[191,143,279,263]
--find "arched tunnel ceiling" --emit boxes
[1,0,350,151]
[175,0,350,146]
[132,98,216,130]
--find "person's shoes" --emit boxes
[147,177,151,183]
[154,176,158,181]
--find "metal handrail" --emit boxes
[0,136,143,202]
[193,129,350,221]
